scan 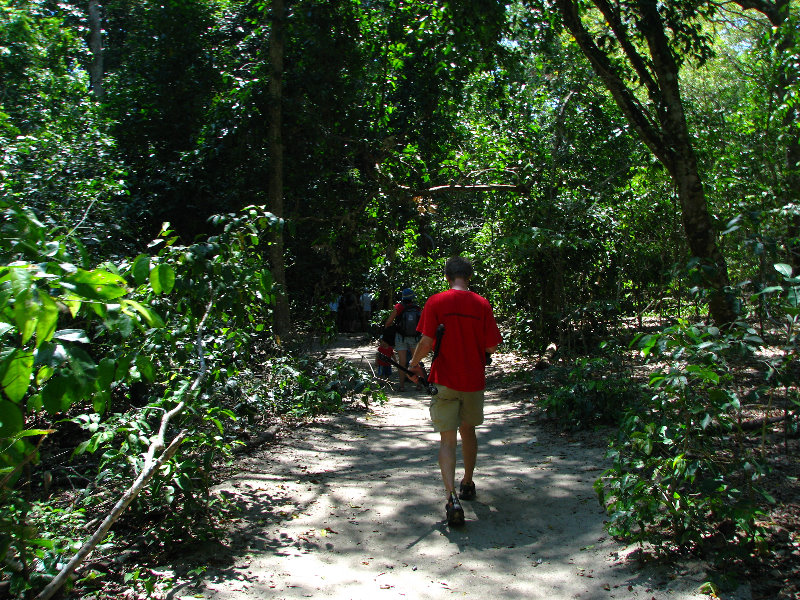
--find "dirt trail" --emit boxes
[171,337,722,600]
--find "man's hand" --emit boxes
[408,362,425,383]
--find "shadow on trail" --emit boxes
[171,341,706,600]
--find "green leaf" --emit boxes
[775,263,793,278]
[754,286,783,296]
[65,269,128,301]
[34,343,68,369]
[14,289,38,345]
[2,350,34,403]
[11,428,53,439]
[36,292,59,347]
[63,297,82,317]
[136,355,156,383]
[29,538,55,550]
[789,286,800,308]
[172,379,191,402]
[42,376,71,416]
[121,299,165,328]
[97,357,116,390]
[27,393,43,412]
[158,264,176,294]
[92,389,110,414]
[0,400,24,438]
[53,329,90,344]
[132,254,151,286]
[65,346,98,383]
[6,264,34,297]
[149,265,163,294]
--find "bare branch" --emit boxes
[36,287,216,600]
[593,0,661,100]
[398,183,528,196]
[35,431,188,600]
[554,0,674,170]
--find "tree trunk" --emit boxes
[554,0,738,325]
[673,152,736,323]
[267,0,291,339]
[88,0,104,100]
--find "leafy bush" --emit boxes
[540,342,641,430]
[595,319,771,554]
[264,355,383,417]
[0,201,282,594]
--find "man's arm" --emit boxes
[408,335,435,379]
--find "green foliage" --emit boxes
[0,201,156,594]
[0,1,127,251]
[541,343,641,429]
[263,355,383,418]
[0,201,282,593]
[595,319,771,555]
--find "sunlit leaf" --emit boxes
[0,400,24,437]
[121,299,165,328]
[132,254,151,286]
[2,350,34,403]
[774,263,793,278]
[36,292,59,347]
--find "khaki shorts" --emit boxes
[429,385,485,432]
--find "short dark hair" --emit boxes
[445,256,473,280]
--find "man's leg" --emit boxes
[459,422,477,487]
[438,430,458,497]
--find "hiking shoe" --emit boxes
[459,481,476,501]
[446,492,465,526]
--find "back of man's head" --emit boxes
[445,256,473,280]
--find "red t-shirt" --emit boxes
[377,345,393,366]
[417,289,502,392]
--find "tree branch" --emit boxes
[35,431,187,600]
[593,0,661,100]
[400,182,528,196]
[373,161,527,198]
[554,0,675,171]
[731,0,788,25]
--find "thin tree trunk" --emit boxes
[635,0,736,324]
[88,0,104,100]
[267,0,291,339]
[773,6,800,271]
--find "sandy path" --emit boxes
[172,338,712,600]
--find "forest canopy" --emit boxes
[1,0,799,597]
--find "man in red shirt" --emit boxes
[408,256,502,526]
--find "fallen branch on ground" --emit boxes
[36,287,216,600]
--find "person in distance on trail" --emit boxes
[408,256,501,526]
[384,287,423,391]
[375,327,395,381]
[360,289,373,331]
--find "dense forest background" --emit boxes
[1,0,799,598]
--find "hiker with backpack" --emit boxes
[384,288,423,391]
[407,256,502,526]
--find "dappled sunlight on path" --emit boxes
[170,338,710,600]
